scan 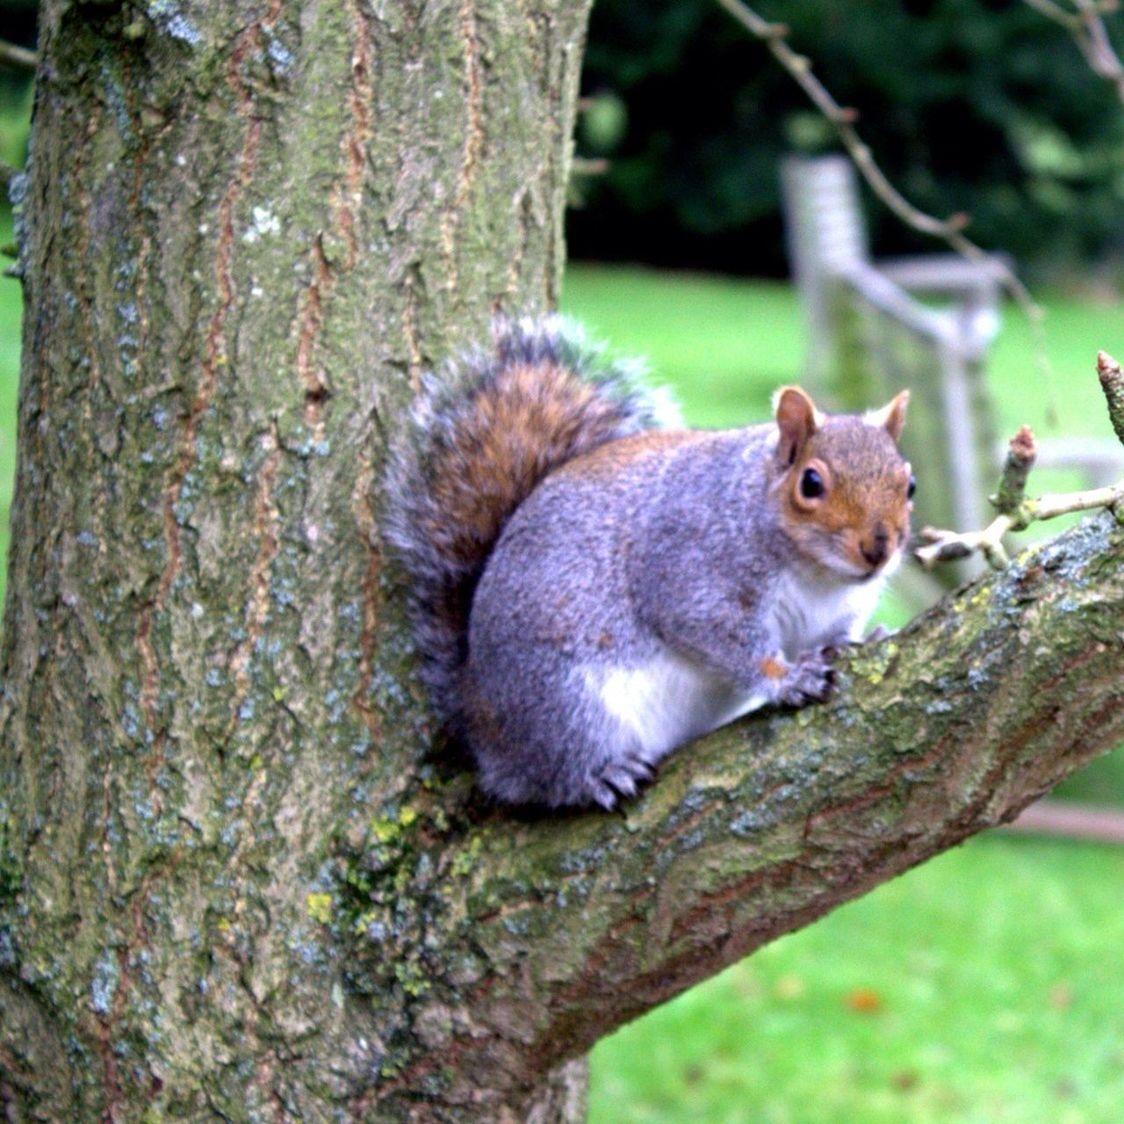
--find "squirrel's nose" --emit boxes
[861,526,890,568]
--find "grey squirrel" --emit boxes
[385,317,913,810]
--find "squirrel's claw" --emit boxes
[777,647,836,707]
[588,752,660,809]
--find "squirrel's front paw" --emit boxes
[777,647,836,707]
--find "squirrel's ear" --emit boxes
[867,390,910,442]
[773,386,819,467]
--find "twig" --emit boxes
[992,424,1039,514]
[1025,0,1124,104]
[1097,349,1124,444]
[0,40,36,73]
[716,0,1055,405]
[1024,0,1083,31]
[1003,800,1124,845]
[915,351,1124,569]
[916,480,1123,569]
[916,427,1039,570]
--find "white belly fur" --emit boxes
[593,651,767,759]
[769,565,886,657]
[591,567,889,756]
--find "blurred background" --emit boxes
[2,1,1123,1120]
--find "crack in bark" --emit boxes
[440,0,485,291]
[294,2,374,434]
[94,1010,124,1123]
[225,427,283,744]
[121,59,172,812]
[137,24,265,738]
[92,852,187,1121]
[341,0,373,268]
[501,187,538,311]
[401,266,424,391]
[295,236,332,435]
[350,449,383,739]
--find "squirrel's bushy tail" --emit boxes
[384,316,676,729]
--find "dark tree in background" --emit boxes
[571,0,1124,274]
[0,0,1122,1120]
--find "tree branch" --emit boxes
[366,509,1124,1113]
[1025,0,1124,104]
[0,41,36,74]
[916,351,1124,568]
[1098,348,1124,443]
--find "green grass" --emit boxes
[562,262,1124,1124]
[588,836,1124,1124]
[562,262,1124,439]
[562,265,805,428]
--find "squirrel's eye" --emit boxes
[907,474,916,499]
[800,467,825,499]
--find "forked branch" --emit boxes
[916,352,1124,569]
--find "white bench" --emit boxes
[781,154,1003,547]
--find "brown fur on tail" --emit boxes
[383,317,674,730]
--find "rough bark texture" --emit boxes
[0,0,594,1117]
[1,1,1122,1121]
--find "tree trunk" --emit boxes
[2,2,1122,1121]
[0,0,594,1117]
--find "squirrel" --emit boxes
[385,317,913,811]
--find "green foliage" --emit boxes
[571,0,1124,275]
[0,79,32,172]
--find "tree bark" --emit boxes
[1,1,1122,1121]
[0,0,594,1117]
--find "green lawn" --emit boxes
[562,262,1124,439]
[587,837,1124,1124]
[1,250,1121,1121]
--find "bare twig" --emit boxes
[1097,349,1124,444]
[1026,0,1124,103]
[1005,800,1124,845]
[1024,0,1083,30]
[993,425,1039,514]
[0,40,36,73]
[915,430,1029,568]
[916,352,1124,569]
[916,480,1123,569]
[716,0,1053,397]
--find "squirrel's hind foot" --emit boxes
[588,752,660,811]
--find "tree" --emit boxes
[0,1,1121,1120]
